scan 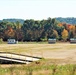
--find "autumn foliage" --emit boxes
[61,29,68,41]
[0,18,76,42]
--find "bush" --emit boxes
[0,38,3,43]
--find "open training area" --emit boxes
[0,43,76,64]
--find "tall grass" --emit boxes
[9,66,15,75]
[0,59,76,75]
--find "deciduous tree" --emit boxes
[61,29,68,41]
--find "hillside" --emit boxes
[56,17,76,24]
[0,19,24,24]
[0,17,76,24]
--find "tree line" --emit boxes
[0,18,76,42]
[56,17,76,24]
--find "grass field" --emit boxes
[0,59,76,75]
[0,42,76,63]
[0,42,76,75]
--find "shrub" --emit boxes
[0,38,3,44]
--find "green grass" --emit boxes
[0,59,76,75]
[0,41,48,44]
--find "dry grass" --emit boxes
[0,59,76,75]
[0,43,76,52]
[0,43,76,63]
[0,42,76,75]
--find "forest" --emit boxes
[0,17,76,42]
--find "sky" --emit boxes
[0,0,76,20]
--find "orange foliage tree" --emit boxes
[61,29,68,41]
[4,26,15,39]
[58,23,63,27]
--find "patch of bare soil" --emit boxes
[42,49,76,64]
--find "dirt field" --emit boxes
[0,43,76,64]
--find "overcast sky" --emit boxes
[0,0,76,20]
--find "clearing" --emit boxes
[0,43,76,64]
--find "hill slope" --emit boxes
[0,17,76,24]
[56,17,76,24]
